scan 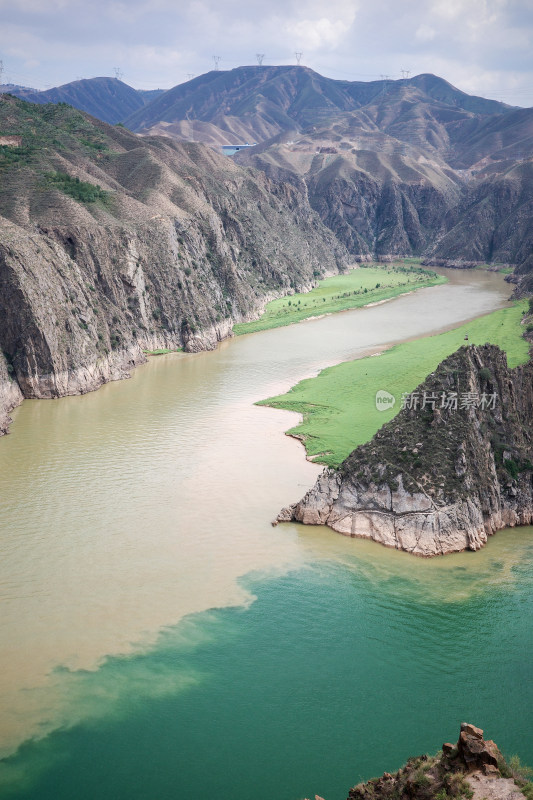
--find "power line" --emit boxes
[379,74,392,97]
[256,54,265,66]
[313,64,394,78]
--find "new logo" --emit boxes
[375,389,396,411]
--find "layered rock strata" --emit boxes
[0,95,347,432]
[278,345,533,556]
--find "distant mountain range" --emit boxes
[1,68,532,435]
[124,65,533,288]
[215,68,533,282]
[1,66,532,292]
[123,66,513,143]
[1,77,165,124]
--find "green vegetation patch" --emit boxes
[44,171,109,204]
[79,138,109,152]
[474,263,514,274]
[499,755,533,800]
[233,265,446,335]
[259,301,530,468]
[0,142,34,170]
[0,97,118,174]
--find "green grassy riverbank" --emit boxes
[259,301,531,468]
[233,265,446,336]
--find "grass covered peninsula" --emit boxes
[233,264,446,335]
[259,301,531,468]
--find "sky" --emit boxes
[0,0,532,106]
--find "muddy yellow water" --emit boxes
[0,267,526,764]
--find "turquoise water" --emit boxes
[1,269,531,798]
[2,529,533,800]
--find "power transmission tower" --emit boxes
[213,56,221,70]
[114,67,123,80]
[0,60,3,85]
[186,73,194,81]
[401,68,411,79]
[295,52,303,65]
[256,54,265,66]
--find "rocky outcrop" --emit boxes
[306,165,459,258]
[346,724,526,800]
[0,94,347,432]
[278,345,533,556]
[0,351,23,434]
[455,723,501,773]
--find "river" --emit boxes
[0,268,532,799]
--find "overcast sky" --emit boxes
[1,0,532,106]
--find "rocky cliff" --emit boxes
[277,344,533,556]
[427,160,533,277]
[0,95,347,433]
[11,67,533,291]
[224,69,533,291]
[341,723,530,800]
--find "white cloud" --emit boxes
[0,0,531,105]
[430,0,468,21]
[284,16,354,50]
[415,24,436,42]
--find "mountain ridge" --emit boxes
[123,66,514,143]
[0,94,347,434]
[4,77,165,125]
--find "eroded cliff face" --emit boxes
[0,350,23,435]
[0,95,347,431]
[238,140,462,260]
[428,161,533,291]
[229,76,533,291]
[278,345,533,556]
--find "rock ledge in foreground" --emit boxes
[341,723,527,800]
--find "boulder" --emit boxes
[457,723,501,772]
